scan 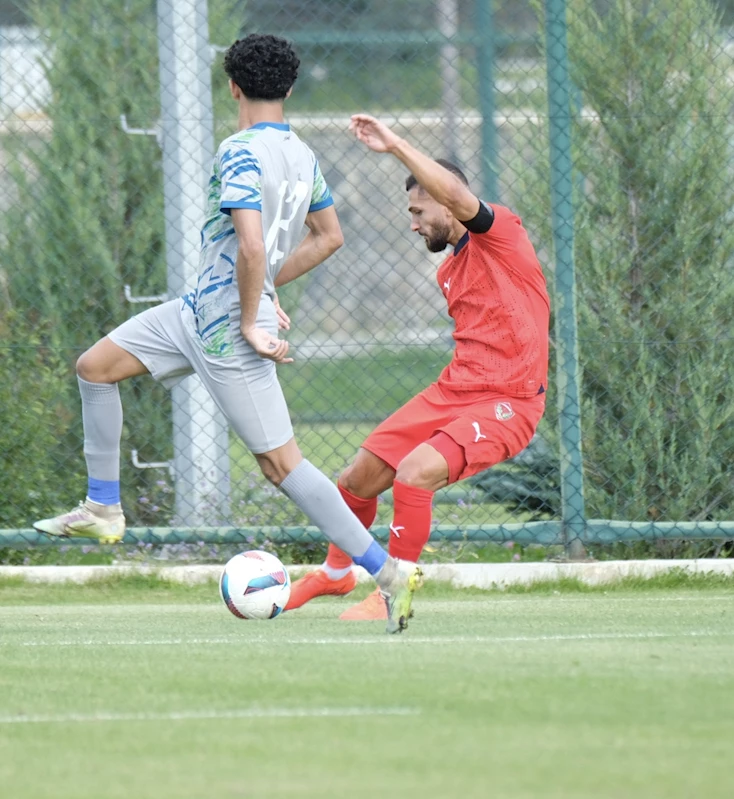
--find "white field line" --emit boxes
[0,706,419,725]
[1,593,732,619]
[5,630,733,648]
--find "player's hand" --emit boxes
[273,293,290,331]
[241,326,293,364]
[349,114,401,154]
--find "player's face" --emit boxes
[408,188,453,253]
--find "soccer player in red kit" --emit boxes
[286,113,550,619]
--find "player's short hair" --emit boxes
[224,34,300,101]
[405,158,470,192]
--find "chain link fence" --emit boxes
[1,0,733,564]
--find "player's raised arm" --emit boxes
[274,204,344,288]
[349,113,481,223]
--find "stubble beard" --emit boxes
[423,220,453,253]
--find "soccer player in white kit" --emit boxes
[34,34,422,633]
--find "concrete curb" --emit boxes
[1,559,732,588]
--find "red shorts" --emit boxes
[363,382,546,484]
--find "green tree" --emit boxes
[1,0,167,526]
[525,0,734,522]
[0,312,83,527]
[1,0,239,527]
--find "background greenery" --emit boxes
[515,0,734,523]
[1,0,733,557]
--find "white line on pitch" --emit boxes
[5,629,734,647]
[0,707,419,725]
[0,595,730,619]
[3,593,732,614]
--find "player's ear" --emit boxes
[229,79,240,101]
[285,86,293,100]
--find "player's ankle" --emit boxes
[85,498,123,517]
[322,564,352,581]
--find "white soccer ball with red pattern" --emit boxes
[219,550,291,620]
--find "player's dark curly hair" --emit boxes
[224,34,300,101]
[405,159,469,191]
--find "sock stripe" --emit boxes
[87,478,121,505]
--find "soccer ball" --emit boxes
[219,550,291,620]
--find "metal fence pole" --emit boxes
[436,0,461,163]
[157,0,230,525]
[476,0,498,200]
[544,0,586,558]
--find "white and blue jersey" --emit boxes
[182,122,333,356]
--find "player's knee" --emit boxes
[395,457,433,490]
[75,349,102,382]
[395,445,450,491]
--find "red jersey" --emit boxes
[435,203,550,396]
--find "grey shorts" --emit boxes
[108,298,293,454]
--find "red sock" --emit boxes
[389,480,434,562]
[324,483,379,570]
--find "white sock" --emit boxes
[85,498,123,517]
[279,460,376,558]
[322,564,352,581]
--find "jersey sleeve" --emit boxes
[309,159,334,212]
[473,204,522,251]
[218,142,263,213]
[473,204,544,279]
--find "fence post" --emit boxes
[544,0,586,558]
[437,0,461,163]
[475,0,498,200]
[157,0,231,525]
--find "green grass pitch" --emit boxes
[1,579,733,798]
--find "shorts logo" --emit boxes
[495,402,515,421]
[471,422,487,443]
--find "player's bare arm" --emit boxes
[232,206,292,364]
[349,113,480,221]
[274,205,344,288]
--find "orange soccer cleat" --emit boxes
[285,568,357,611]
[339,588,388,621]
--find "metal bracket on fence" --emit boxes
[123,285,168,304]
[131,449,174,474]
[120,114,162,148]
[120,117,166,305]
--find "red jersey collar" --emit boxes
[453,231,470,255]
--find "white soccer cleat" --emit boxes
[380,558,424,634]
[33,500,126,544]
